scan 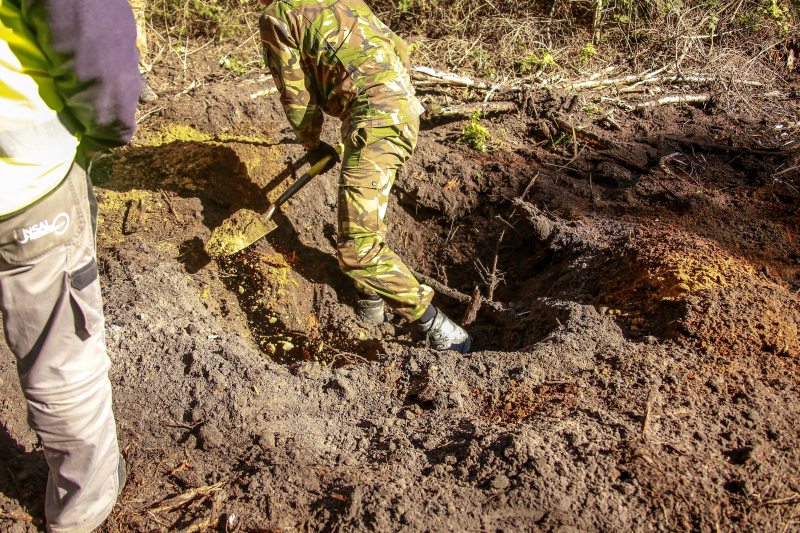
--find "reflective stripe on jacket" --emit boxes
[0,0,141,216]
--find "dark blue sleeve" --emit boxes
[24,0,141,152]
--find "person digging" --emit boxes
[258,0,470,353]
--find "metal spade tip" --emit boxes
[204,208,277,257]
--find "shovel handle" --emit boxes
[266,143,344,220]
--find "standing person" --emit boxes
[259,0,471,353]
[0,0,140,531]
[128,0,158,103]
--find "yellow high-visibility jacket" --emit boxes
[0,0,141,217]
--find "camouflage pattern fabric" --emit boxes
[337,117,433,322]
[259,0,425,150]
[127,0,147,70]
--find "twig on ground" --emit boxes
[409,267,519,326]
[136,106,164,124]
[412,66,490,89]
[444,221,460,245]
[178,517,220,533]
[148,482,225,514]
[484,75,509,102]
[602,114,622,131]
[601,97,634,111]
[0,512,44,525]
[642,388,657,442]
[521,172,539,200]
[551,114,613,149]
[159,189,183,224]
[764,494,800,506]
[487,231,505,301]
[774,165,799,177]
[494,215,523,236]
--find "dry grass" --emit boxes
[374,0,797,94]
[139,0,798,117]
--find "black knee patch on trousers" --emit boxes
[70,259,98,291]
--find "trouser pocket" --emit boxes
[0,163,85,264]
[69,258,104,339]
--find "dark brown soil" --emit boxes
[2,41,800,533]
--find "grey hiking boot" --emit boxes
[116,453,127,496]
[357,296,385,324]
[419,308,471,354]
[139,74,158,104]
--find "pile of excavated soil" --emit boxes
[2,45,800,533]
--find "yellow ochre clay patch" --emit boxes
[598,229,757,314]
[636,235,755,299]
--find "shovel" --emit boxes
[204,143,343,257]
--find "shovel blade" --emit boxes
[204,208,277,257]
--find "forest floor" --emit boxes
[1,37,800,533]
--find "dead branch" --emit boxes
[635,94,710,108]
[159,189,183,224]
[411,268,470,305]
[487,231,505,301]
[653,134,799,156]
[149,482,225,513]
[178,517,220,533]
[593,150,651,173]
[555,72,764,92]
[551,114,614,149]
[412,66,490,89]
[409,268,520,327]
[558,74,643,91]
[484,75,509,102]
[429,101,517,119]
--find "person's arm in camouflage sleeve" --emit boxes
[260,13,324,150]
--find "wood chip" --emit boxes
[461,286,482,327]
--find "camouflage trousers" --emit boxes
[337,116,434,322]
[128,0,148,71]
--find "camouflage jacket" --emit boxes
[259,0,424,150]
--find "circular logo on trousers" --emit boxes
[53,213,70,235]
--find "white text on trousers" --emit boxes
[17,213,70,244]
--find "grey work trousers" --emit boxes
[0,162,120,533]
